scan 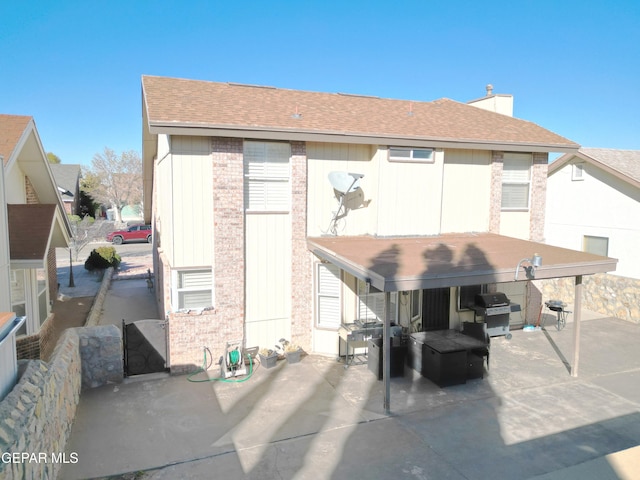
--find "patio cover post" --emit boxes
[571,275,583,377]
[383,291,391,414]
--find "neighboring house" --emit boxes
[141,76,616,376]
[0,114,72,360]
[120,204,144,223]
[546,148,640,279]
[49,163,81,216]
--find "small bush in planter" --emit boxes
[84,246,121,271]
[258,348,278,368]
[284,344,302,364]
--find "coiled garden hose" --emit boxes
[187,347,254,383]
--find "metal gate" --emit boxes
[123,319,169,376]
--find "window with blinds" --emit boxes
[502,153,532,210]
[244,141,291,211]
[357,279,398,323]
[175,269,213,309]
[317,264,341,329]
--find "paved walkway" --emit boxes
[59,293,640,480]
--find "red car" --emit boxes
[106,225,152,245]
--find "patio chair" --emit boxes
[462,321,490,370]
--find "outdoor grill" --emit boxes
[545,300,571,330]
[471,292,520,340]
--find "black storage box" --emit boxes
[408,334,467,387]
[367,338,407,380]
[466,353,484,379]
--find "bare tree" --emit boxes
[84,147,143,222]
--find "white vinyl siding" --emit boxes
[357,280,397,322]
[244,141,291,211]
[317,264,341,329]
[502,153,532,210]
[175,269,213,310]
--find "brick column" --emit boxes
[489,151,503,234]
[290,141,312,350]
[211,137,245,342]
[529,152,548,242]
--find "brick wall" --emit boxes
[15,333,39,360]
[290,141,312,351]
[25,176,39,204]
[47,246,58,312]
[489,151,503,233]
[165,138,246,374]
[530,152,548,242]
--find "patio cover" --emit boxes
[307,233,617,292]
[307,233,618,412]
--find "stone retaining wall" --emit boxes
[536,273,640,323]
[0,329,80,480]
[0,325,123,480]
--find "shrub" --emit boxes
[84,246,121,271]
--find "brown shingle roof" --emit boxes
[142,76,579,150]
[549,147,640,188]
[0,114,32,165]
[579,148,640,184]
[8,204,56,261]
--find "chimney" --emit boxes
[467,84,513,117]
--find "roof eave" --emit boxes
[148,122,580,153]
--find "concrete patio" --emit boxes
[60,310,640,480]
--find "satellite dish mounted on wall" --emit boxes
[327,171,364,235]
[328,171,364,194]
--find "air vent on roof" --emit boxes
[336,92,380,99]
[227,82,276,89]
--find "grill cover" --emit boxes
[475,292,510,308]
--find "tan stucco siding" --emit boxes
[440,149,491,233]
[167,136,213,267]
[375,148,444,236]
[307,142,375,236]
[155,141,175,266]
[245,212,292,349]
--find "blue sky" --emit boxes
[2,0,639,166]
